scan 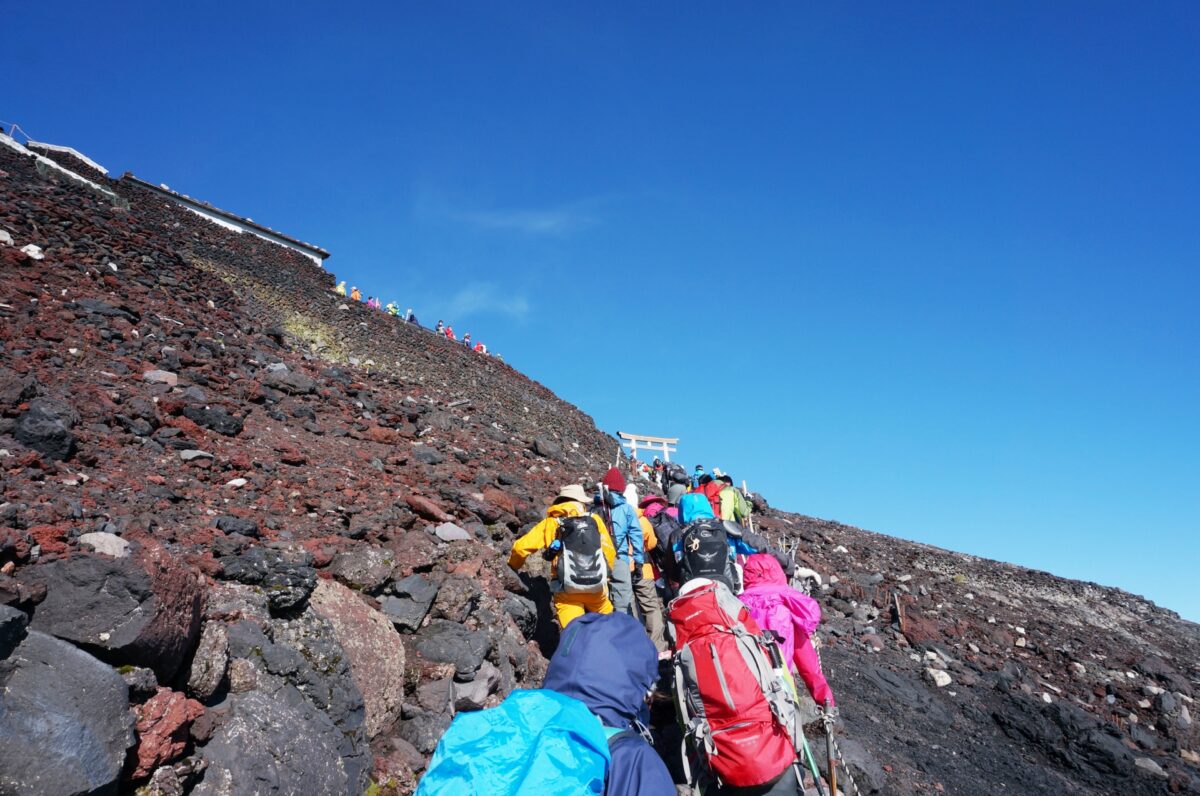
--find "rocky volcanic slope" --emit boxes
[1,136,1197,795]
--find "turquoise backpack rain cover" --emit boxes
[415,688,612,796]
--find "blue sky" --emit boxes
[5,2,1197,620]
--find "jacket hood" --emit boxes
[605,490,629,508]
[679,493,715,523]
[546,501,584,519]
[542,612,657,729]
[742,553,788,588]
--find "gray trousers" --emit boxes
[610,560,633,615]
[633,575,667,652]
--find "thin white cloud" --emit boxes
[457,207,594,235]
[445,282,530,320]
[413,190,604,236]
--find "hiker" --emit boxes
[543,613,675,794]
[632,502,669,654]
[473,341,486,353]
[668,578,808,795]
[695,473,724,518]
[445,325,456,340]
[691,464,706,488]
[664,461,690,505]
[385,301,400,316]
[739,553,835,709]
[405,307,415,322]
[350,286,362,302]
[333,280,346,297]
[595,467,644,617]
[462,332,471,347]
[641,494,681,596]
[717,474,753,524]
[671,496,739,592]
[435,319,445,334]
[417,612,674,795]
[508,484,615,628]
[671,495,792,593]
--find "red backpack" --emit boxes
[668,581,801,789]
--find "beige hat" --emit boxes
[553,484,590,504]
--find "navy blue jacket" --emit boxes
[543,613,675,796]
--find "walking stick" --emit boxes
[824,699,838,795]
[800,732,827,796]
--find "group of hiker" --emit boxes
[420,462,838,796]
[334,280,418,322]
[433,320,489,355]
[332,280,498,357]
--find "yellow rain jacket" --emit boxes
[508,501,617,628]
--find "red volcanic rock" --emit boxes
[131,687,205,778]
[482,487,516,516]
[26,524,70,557]
[405,494,452,523]
[278,446,307,465]
[362,425,400,445]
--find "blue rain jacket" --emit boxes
[543,613,675,796]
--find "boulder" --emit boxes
[263,368,316,395]
[0,604,28,658]
[531,437,563,460]
[382,574,439,633]
[0,367,37,410]
[397,711,452,755]
[219,547,316,613]
[309,579,406,738]
[14,397,78,461]
[142,370,179,387]
[182,406,244,437]
[131,688,205,778]
[26,547,203,681]
[214,516,259,538]
[430,573,481,623]
[414,620,490,681]
[186,622,229,702]
[78,532,130,558]
[327,545,395,594]
[406,495,452,523]
[434,522,471,542]
[0,629,135,795]
[193,687,356,795]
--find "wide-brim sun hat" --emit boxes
[553,484,590,504]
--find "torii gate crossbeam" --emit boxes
[617,431,678,462]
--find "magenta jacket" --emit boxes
[739,554,835,706]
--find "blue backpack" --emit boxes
[416,689,627,796]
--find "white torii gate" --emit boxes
[617,431,678,462]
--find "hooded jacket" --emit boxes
[603,490,644,565]
[739,554,834,706]
[508,501,616,581]
[543,613,675,796]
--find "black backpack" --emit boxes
[665,462,689,486]
[646,511,682,575]
[676,518,736,591]
[554,515,607,594]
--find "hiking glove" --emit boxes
[630,566,642,585]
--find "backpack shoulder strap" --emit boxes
[603,727,640,748]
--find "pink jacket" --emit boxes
[739,554,834,706]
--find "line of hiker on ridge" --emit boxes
[332,280,500,358]
[417,462,840,796]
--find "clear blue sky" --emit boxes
[6,2,1197,620]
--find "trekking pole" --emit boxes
[799,731,827,796]
[824,700,837,795]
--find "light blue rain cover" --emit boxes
[415,689,611,796]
